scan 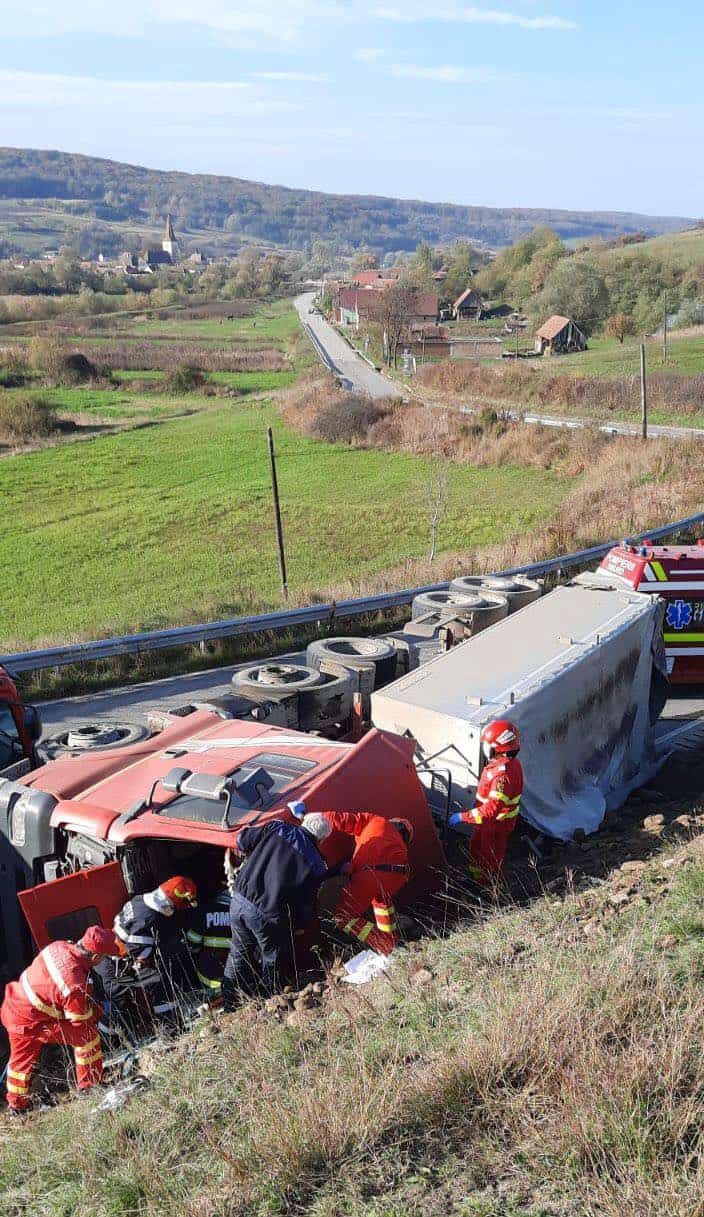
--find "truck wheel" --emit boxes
[451,574,542,613]
[232,663,324,700]
[411,590,487,620]
[306,637,398,688]
[39,721,149,760]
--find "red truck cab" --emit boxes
[599,541,704,684]
[1,710,444,984]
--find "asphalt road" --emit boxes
[295,292,403,400]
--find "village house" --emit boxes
[350,268,401,287]
[534,314,587,355]
[452,287,484,320]
[336,287,439,328]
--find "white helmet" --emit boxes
[301,813,332,842]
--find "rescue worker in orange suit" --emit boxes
[293,806,412,956]
[449,720,523,887]
[0,926,123,1115]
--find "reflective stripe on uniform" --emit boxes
[496,809,520,821]
[74,1037,101,1061]
[186,930,203,945]
[201,936,231,949]
[8,1068,30,1082]
[21,972,63,1019]
[7,1068,30,1095]
[372,901,398,934]
[7,1080,30,1095]
[66,1008,95,1023]
[41,945,71,997]
[197,971,222,991]
[344,918,373,943]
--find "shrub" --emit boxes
[28,337,98,385]
[0,393,59,442]
[311,393,386,443]
[163,364,208,394]
[0,345,30,388]
[58,351,99,384]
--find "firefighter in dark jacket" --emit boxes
[222,814,331,1010]
[95,876,198,1017]
[185,889,231,995]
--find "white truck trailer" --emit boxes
[371,578,668,840]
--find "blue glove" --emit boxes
[288,799,307,820]
[449,812,465,828]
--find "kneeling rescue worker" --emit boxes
[450,720,523,887]
[96,876,199,1016]
[1,927,123,1114]
[294,806,413,955]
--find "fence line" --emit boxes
[3,509,703,674]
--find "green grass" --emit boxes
[0,385,193,422]
[114,369,297,393]
[555,332,704,378]
[0,398,570,646]
[124,298,300,345]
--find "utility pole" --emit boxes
[640,344,648,441]
[267,426,289,601]
[663,301,669,364]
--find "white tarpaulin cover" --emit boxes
[372,580,668,840]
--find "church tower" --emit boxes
[162,214,179,261]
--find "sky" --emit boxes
[1,1,702,217]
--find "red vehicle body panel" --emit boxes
[18,861,128,951]
[0,666,34,761]
[599,542,704,684]
[22,716,446,912]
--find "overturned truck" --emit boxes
[0,577,668,996]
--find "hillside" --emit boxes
[3,792,704,1216]
[0,147,694,259]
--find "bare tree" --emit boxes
[427,461,449,563]
[372,283,417,368]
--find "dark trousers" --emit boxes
[222,892,288,1009]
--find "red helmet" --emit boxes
[480,720,520,759]
[80,926,124,957]
[390,817,414,845]
[160,876,198,908]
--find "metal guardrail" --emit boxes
[3,509,704,674]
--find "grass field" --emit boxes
[0,396,570,647]
[124,299,301,344]
[555,331,704,377]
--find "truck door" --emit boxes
[18,862,128,952]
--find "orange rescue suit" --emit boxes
[459,756,523,886]
[321,811,410,955]
[0,942,103,1111]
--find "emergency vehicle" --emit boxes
[599,542,704,684]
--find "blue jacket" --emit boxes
[234,820,327,926]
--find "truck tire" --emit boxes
[306,637,398,689]
[451,574,542,613]
[39,721,149,761]
[412,590,509,635]
[411,590,487,620]
[232,663,324,700]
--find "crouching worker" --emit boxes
[449,720,523,888]
[297,809,412,956]
[185,889,231,996]
[221,814,330,1011]
[96,876,198,1018]
[0,927,123,1115]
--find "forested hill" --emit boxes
[0,146,693,256]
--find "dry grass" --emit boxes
[279,367,704,608]
[4,839,704,1216]
[0,393,59,444]
[61,340,289,374]
[419,357,704,421]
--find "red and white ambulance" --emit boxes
[599,541,704,684]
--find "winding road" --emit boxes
[295,292,402,400]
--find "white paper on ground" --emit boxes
[342,949,391,985]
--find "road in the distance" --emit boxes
[295,292,402,400]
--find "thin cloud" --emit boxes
[354,47,386,61]
[251,71,330,82]
[390,64,497,83]
[376,5,577,30]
